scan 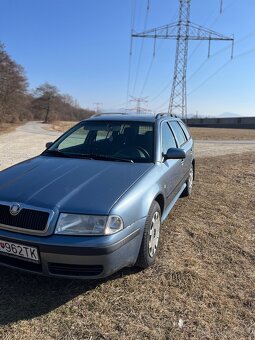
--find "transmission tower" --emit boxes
[129,96,149,113]
[132,0,234,119]
[94,102,103,114]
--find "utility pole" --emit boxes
[132,0,234,120]
[94,102,103,114]
[129,96,149,113]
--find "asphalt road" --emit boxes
[0,121,254,170]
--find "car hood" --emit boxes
[0,156,153,214]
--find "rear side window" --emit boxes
[170,121,187,146]
[179,121,191,140]
[162,122,177,154]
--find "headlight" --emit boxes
[55,213,123,235]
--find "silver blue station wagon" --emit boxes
[0,113,194,279]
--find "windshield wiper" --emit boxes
[87,154,134,163]
[43,150,133,162]
[42,149,71,157]
[42,149,91,159]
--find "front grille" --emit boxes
[0,204,50,231]
[0,253,42,272]
[48,263,104,277]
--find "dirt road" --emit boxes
[0,122,60,171]
[0,121,254,170]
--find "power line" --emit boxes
[137,2,180,101]
[150,80,172,102]
[188,60,231,96]
[132,0,234,119]
[126,0,137,110]
[131,0,151,96]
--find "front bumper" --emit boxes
[0,218,145,279]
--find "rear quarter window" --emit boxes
[169,121,187,146]
[179,121,191,140]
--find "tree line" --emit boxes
[0,43,94,124]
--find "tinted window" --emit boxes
[58,126,88,149]
[46,121,154,163]
[162,122,177,154]
[170,121,187,146]
[179,121,190,140]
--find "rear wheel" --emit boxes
[136,201,161,268]
[182,166,194,197]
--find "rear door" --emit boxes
[169,120,193,181]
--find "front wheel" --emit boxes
[136,201,161,268]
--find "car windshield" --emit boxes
[43,120,155,163]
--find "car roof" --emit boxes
[85,113,182,123]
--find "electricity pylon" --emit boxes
[129,96,149,113]
[132,0,234,119]
[94,102,103,114]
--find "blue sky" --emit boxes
[0,0,255,116]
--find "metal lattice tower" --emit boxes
[129,96,149,113]
[169,0,190,119]
[132,0,234,119]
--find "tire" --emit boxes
[181,165,194,197]
[136,201,161,268]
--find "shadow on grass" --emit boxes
[0,266,141,326]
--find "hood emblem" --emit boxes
[10,203,21,216]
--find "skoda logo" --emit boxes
[10,203,21,216]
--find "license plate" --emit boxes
[0,239,39,263]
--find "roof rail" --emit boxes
[155,113,179,119]
[91,112,127,118]
[155,113,168,119]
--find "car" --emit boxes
[0,113,194,279]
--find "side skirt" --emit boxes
[161,183,186,223]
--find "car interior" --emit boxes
[55,122,155,162]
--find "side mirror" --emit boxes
[164,148,186,160]
[45,142,53,149]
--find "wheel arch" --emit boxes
[154,193,165,215]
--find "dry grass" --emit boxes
[190,127,255,140]
[45,121,77,132]
[0,152,254,339]
[0,123,20,135]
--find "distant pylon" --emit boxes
[129,96,149,113]
[94,102,103,114]
[132,0,234,120]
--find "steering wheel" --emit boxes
[114,146,150,160]
[135,146,150,159]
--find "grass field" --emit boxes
[189,127,255,140]
[0,152,254,339]
[45,121,77,132]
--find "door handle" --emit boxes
[181,159,184,166]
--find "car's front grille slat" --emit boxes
[0,204,49,231]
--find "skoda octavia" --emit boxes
[0,113,194,278]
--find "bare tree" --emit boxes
[32,83,60,123]
[0,43,29,123]
[0,42,95,124]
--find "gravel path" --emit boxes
[0,122,60,171]
[0,121,254,171]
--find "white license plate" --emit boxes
[0,239,39,263]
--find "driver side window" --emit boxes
[162,122,177,154]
